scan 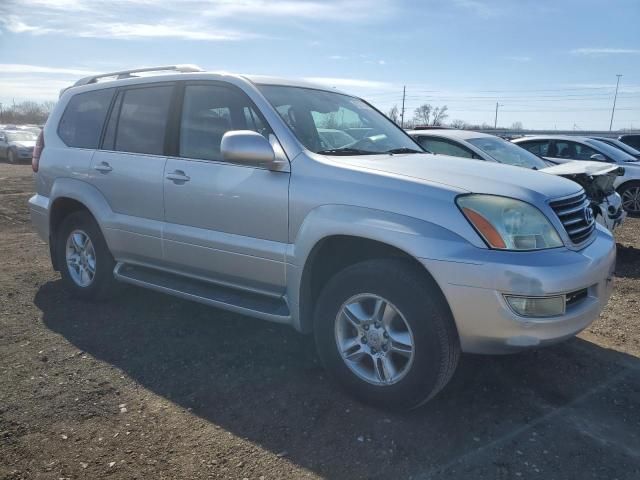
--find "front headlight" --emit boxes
[456,194,563,250]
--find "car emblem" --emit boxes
[584,206,594,224]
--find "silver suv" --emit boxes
[29,66,616,409]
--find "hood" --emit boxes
[11,140,36,148]
[541,160,622,177]
[333,153,581,202]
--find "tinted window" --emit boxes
[416,137,473,158]
[58,89,114,148]
[109,85,173,155]
[179,84,271,161]
[518,140,550,156]
[584,138,637,163]
[620,135,640,149]
[554,141,599,160]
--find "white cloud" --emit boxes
[452,0,501,18]
[304,77,393,90]
[329,55,348,60]
[0,64,99,75]
[570,48,640,56]
[0,0,392,41]
[0,77,71,101]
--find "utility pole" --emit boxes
[609,74,622,131]
[400,85,406,128]
[494,102,503,129]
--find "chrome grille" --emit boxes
[549,192,595,245]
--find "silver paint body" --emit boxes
[29,72,616,354]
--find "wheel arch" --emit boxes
[48,179,113,270]
[288,205,463,334]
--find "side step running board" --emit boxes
[113,263,291,324]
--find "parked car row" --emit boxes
[29,65,618,409]
[0,128,38,163]
[513,136,640,214]
[408,129,626,232]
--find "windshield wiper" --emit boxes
[317,147,378,156]
[385,147,423,154]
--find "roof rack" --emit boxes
[72,64,204,87]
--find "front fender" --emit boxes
[286,204,477,332]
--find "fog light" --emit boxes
[504,295,565,318]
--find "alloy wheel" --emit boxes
[65,229,96,287]
[622,186,640,213]
[335,293,415,386]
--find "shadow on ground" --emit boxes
[35,281,640,479]
[616,243,640,279]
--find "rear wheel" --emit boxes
[619,181,640,214]
[314,258,460,410]
[55,210,117,300]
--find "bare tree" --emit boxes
[0,100,55,124]
[510,121,524,130]
[449,119,467,129]
[412,103,449,126]
[413,104,432,126]
[387,105,400,125]
[431,105,449,126]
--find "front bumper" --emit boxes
[420,227,616,354]
[29,194,49,243]
[595,192,626,232]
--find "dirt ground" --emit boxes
[1,162,639,480]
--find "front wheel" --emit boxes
[314,259,460,410]
[619,181,640,214]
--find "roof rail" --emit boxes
[72,64,204,88]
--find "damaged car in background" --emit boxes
[408,129,626,231]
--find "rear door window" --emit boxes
[58,89,115,149]
[518,140,550,156]
[104,85,174,155]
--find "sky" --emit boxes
[0,0,638,130]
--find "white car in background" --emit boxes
[408,129,626,231]
[513,135,640,214]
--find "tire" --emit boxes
[313,258,460,410]
[55,210,117,300]
[618,181,640,214]
[7,149,17,164]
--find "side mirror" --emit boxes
[590,153,607,162]
[221,130,283,170]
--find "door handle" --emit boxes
[166,170,190,183]
[94,161,112,173]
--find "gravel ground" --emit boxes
[1,162,639,479]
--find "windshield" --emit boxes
[467,136,547,169]
[584,138,638,162]
[258,85,421,155]
[6,131,37,142]
[596,138,640,156]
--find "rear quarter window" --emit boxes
[518,140,549,156]
[58,89,115,149]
